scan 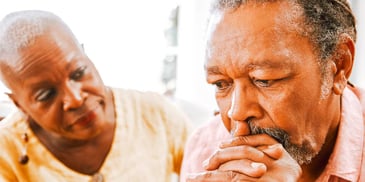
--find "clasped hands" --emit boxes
[186,134,302,182]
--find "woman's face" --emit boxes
[8,27,111,140]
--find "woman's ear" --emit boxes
[332,33,355,95]
[5,92,25,113]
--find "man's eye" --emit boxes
[36,89,56,101]
[212,80,232,91]
[70,66,86,81]
[254,79,273,87]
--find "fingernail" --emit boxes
[251,162,264,169]
[230,121,238,137]
[219,139,231,148]
[187,172,206,180]
[187,173,198,179]
[269,143,281,148]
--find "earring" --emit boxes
[19,132,29,165]
[19,135,29,164]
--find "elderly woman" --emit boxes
[0,10,191,181]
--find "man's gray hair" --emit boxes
[209,0,357,61]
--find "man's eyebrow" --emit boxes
[247,60,293,70]
[205,60,292,75]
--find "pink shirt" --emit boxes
[180,86,365,182]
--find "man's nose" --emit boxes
[228,85,262,137]
[62,81,86,111]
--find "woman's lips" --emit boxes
[74,111,96,127]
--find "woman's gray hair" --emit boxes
[0,10,75,87]
[0,10,69,57]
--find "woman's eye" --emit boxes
[70,66,86,81]
[36,89,56,101]
[212,80,232,91]
[254,79,273,87]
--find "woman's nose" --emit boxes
[62,82,86,111]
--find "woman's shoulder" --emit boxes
[0,110,27,135]
[111,87,173,110]
[111,87,191,131]
[0,110,26,156]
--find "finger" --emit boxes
[186,171,257,182]
[218,159,267,178]
[204,145,265,170]
[261,143,284,160]
[220,134,278,148]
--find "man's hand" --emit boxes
[186,134,302,182]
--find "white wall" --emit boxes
[350,0,365,88]
[175,0,217,112]
[0,0,364,123]
[0,0,177,98]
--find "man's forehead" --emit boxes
[207,0,305,37]
[204,1,318,75]
[206,0,308,57]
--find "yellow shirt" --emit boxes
[0,88,192,182]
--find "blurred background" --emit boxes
[0,0,364,125]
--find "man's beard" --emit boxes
[249,122,318,165]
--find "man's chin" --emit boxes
[285,140,318,165]
[249,124,317,165]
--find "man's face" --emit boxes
[7,26,110,140]
[205,1,339,164]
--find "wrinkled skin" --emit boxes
[187,0,354,181]
[5,23,116,174]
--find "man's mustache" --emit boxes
[248,121,290,147]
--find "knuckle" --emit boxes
[276,143,285,150]
[259,133,279,143]
[203,172,213,178]
[231,172,253,182]
[237,136,250,144]
[227,170,237,179]
[213,148,223,159]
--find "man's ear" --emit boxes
[332,33,355,95]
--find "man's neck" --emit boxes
[300,125,339,181]
[300,97,342,181]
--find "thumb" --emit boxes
[261,144,284,160]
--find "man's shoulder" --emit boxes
[189,115,230,147]
[180,115,230,180]
[199,115,228,133]
[347,85,365,116]
[345,85,365,181]
[347,84,365,100]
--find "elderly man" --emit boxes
[181,0,364,181]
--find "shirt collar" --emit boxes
[317,87,364,181]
